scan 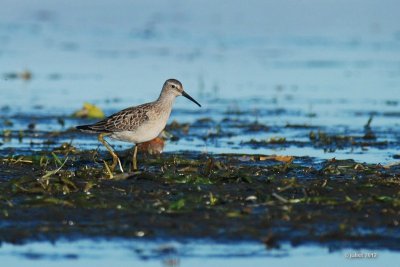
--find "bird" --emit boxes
[76,79,201,172]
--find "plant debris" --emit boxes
[72,102,105,119]
[0,150,399,251]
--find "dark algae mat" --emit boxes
[1,148,399,250]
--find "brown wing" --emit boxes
[84,103,151,133]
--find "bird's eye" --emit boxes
[171,85,176,89]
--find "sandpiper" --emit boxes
[76,79,201,171]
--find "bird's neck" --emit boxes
[157,91,176,107]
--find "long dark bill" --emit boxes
[182,91,201,107]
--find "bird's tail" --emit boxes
[76,124,101,133]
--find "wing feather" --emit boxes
[82,103,151,133]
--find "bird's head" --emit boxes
[161,79,201,107]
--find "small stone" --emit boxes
[245,195,257,202]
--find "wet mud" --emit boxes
[0,142,399,250]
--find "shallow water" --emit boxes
[1,0,400,163]
[1,239,398,267]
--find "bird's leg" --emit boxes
[132,145,138,171]
[98,133,120,172]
